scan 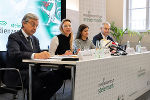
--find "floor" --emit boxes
[1,80,150,100]
[0,80,71,100]
[136,90,150,100]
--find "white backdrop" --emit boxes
[79,0,106,40]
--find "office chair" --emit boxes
[0,51,25,100]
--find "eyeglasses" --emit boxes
[28,21,39,28]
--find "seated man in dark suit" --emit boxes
[4,13,63,100]
[93,22,114,45]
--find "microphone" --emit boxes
[107,41,117,49]
[104,41,127,56]
[110,45,126,52]
[103,40,126,53]
[110,42,125,52]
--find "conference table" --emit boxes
[23,51,150,100]
[23,58,77,100]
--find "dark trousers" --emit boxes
[0,71,2,86]
[4,66,70,100]
[56,65,71,80]
[24,71,64,100]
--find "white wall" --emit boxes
[66,0,79,36]
[66,0,79,11]
[66,9,79,36]
[106,0,123,28]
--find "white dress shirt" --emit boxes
[49,36,59,56]
[21,29,34,59]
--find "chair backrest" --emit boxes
[0,51,25,99]
[0,51,7,84]
[0,51,7,68]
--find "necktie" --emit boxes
[27,36,33,49]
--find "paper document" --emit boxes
[50,55,79,61]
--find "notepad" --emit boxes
[50,55,79,61]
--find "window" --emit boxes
[126,0,149,31]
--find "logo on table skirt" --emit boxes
[147,80,150,86]
[98,77,114,94]
[117,94,124,100]
[137,67,146,77]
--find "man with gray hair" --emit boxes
[4,13,63,100]
[93,21,114,45]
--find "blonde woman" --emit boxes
[50,19,73,56]
[49,19,73,80]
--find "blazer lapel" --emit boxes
[19,31,33,51]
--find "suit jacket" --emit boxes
[4,30,41,87]
[93,32,114,46]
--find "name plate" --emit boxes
[141,47,147,53]
[78,49,95,60]
[126,47,135,55]
[99,48,111,58]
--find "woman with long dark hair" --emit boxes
[74,24,95,51]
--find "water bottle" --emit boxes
[95,40,100,58]
[126,41,130,48]
[99,40,105,58]
[136,41,141,53]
